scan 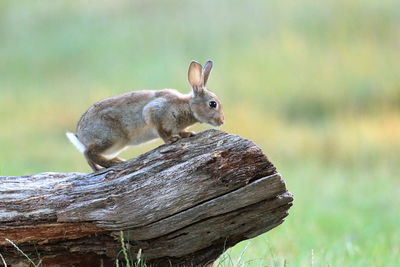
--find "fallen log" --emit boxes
[0,129,293,266]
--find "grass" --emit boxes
[217,160,400,266]
[116,232,147,267]
[1,0,399,266]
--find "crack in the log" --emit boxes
[134,173,284,232]
[138,201,293,263]
[186,195,291,231]
[134,190,292,243]
[165,232,189,241]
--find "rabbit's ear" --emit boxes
[188,61,203,93]
[202,60,213,87]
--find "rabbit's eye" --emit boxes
[209,101,217,108]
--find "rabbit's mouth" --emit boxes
[211,118,224,127]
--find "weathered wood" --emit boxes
[0,129,293,266]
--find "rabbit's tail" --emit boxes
[66,132,85,153]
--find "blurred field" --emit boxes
[1,0,400,266]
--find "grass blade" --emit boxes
[5,238,38,267]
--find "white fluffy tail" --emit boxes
[66,132,86,153]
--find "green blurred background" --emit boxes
[1,0,399,266]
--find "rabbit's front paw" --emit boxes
[166,135,181,144]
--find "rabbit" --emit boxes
[66,60,224,171]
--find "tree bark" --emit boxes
[0,129,293,267]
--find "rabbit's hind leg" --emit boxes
[84,142,124,170]
[87,159,103,171]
